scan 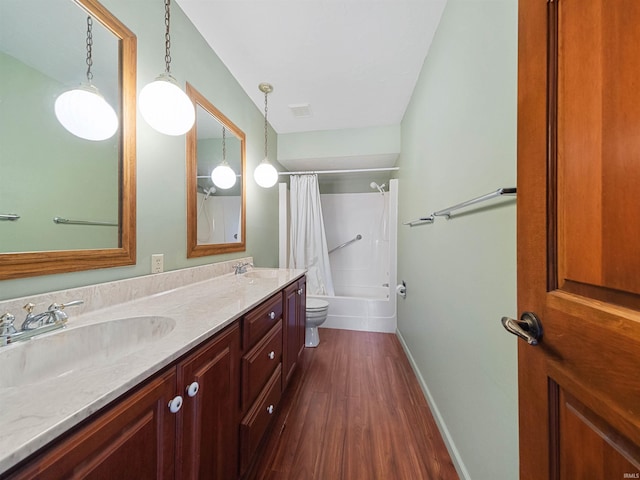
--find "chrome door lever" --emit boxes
[501,312,543,345]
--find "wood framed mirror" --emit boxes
[186,83,246,258]
[0,0,136,280]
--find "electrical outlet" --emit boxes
[151,254,164,273]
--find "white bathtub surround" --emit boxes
[288,174,334,296]
[279,178,398,333]
[0,261,305,473]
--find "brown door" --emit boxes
[515,0,640,478]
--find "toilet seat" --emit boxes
[306,298,329,311]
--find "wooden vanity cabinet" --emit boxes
[4,277,306,480]
[5,323,240,480]
[282,276,306,390]
[6,369,177,480]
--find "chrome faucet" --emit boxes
[1,300,84,346]
[233,262,253,274]
[21,301,83,330]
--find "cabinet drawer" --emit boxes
[239,365,282,474]
[242,320,282,411]
[243,293,283,350]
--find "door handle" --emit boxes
[501,312,543,345]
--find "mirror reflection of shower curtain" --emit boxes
[197,192,215,243]
[289,174,335,296]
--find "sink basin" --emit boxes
[243,269,279,279]
[0,316,176,388]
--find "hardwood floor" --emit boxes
[253,328,459,480]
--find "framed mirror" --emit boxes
[0,0,136,280]
[186,83,246,258]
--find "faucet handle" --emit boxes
[0,313,17,335]
[50,300,84,311]
[47,300,84,324]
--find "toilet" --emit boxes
[305,298,329,347]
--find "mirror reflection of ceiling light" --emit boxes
[254,83,279,188]
[55,16,118,141]
[139,0,195,136]
[211,127,237,189]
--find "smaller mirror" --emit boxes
[186,83,246,258]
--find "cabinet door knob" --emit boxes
[266,404,274,415]
[186,381,200,397]
[297,288,303,295]
[168,395,183,414]
[269,311,276,320]
[268,351,275,360]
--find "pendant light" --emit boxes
[139,0,195,136]
[210,126,237,189]
[253,83,279,188]
[54,16,118,141]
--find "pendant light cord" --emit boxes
[263,90,269,158]
[85,16,93,83]
[222,126,226,161]
[164,0,172,74]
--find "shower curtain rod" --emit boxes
[279,167,399,175]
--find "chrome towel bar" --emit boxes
[53,217,118,227]
[329,234,362,254]
[0,214,20,221]
[404,187,516,227]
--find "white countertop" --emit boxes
[0,266,305,474]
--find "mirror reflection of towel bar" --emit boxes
[53,217,118,227]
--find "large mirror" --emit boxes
[0,0,136,280]
[186,83,246,257]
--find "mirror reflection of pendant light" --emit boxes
[253,83,279,188]
[54,16,118,141]
[139,0,195,136]
[210,126,237,189]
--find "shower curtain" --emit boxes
[289,174,335,296]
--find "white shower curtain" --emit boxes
[289,174,335,296]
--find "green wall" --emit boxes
[1,0,282,300]
[277,125,400,161]
[397,1,518,479]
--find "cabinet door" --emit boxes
[7,370,177,480]
[176,322,240,480]
[296,277,306,359]
[282,283,299,389]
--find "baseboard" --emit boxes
[395,329,471,480]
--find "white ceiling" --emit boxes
[176,0,447,135]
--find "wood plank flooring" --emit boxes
[254,328,459,480]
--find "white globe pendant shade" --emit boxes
[139,73,195,136]
[254,159,278,188]
[54,84,118,141]
[211,163,237,189]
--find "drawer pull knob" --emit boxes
[268,351,275,360]
[186,381,200,397]
[269,311,276,320]
[266,404,274,415]
[168,395,183,414]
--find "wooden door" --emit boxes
[516,0,640,478]
[7,370,177,480]
[176,322,240,480]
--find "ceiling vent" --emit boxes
[288,103,312,118]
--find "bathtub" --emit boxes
[308,285,396,333]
